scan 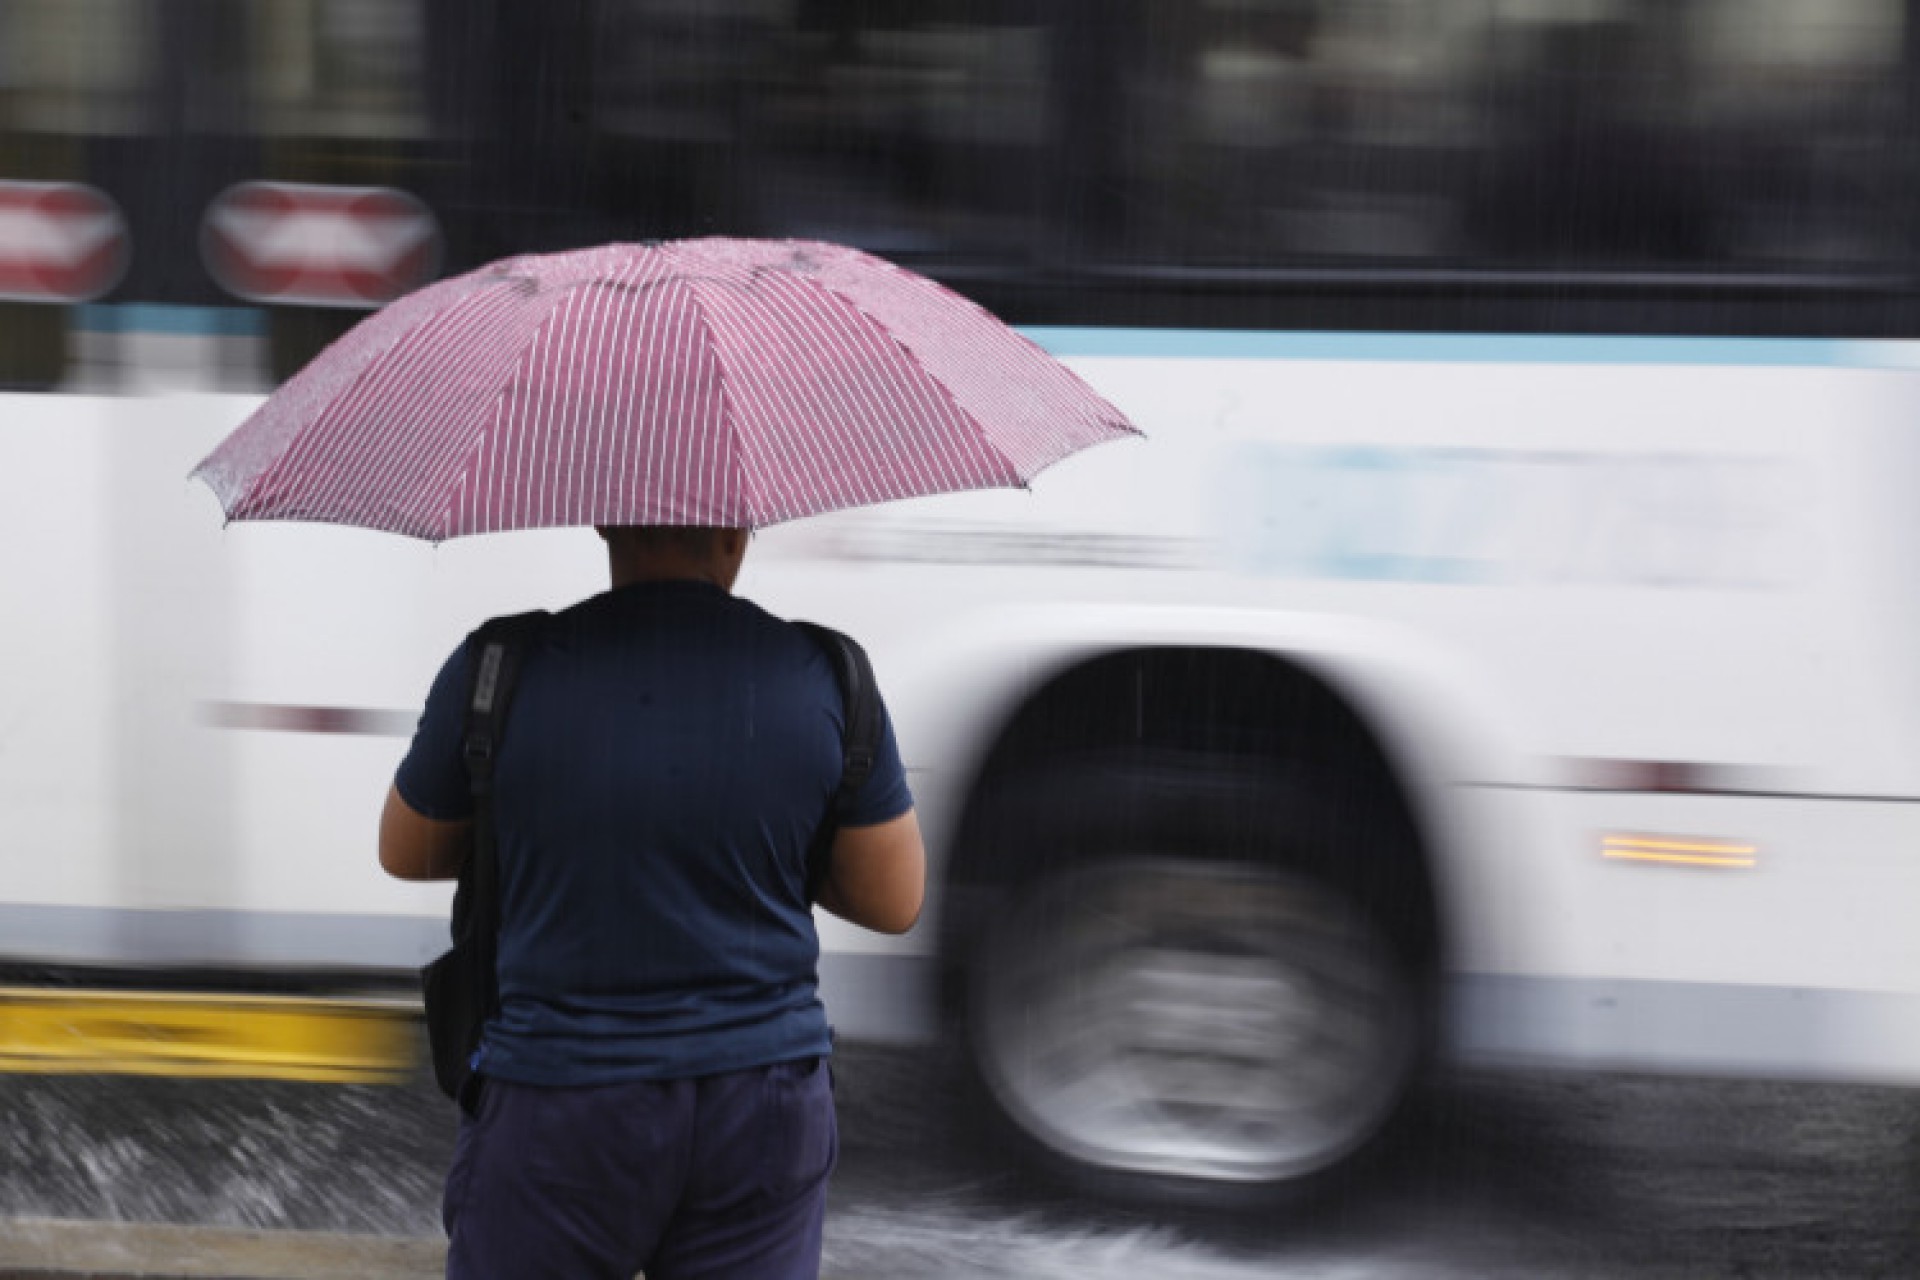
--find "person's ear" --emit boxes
[715,528,749,589]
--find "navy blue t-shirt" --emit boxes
[394,579,913,1086]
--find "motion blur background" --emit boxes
[8,5,1920,1277]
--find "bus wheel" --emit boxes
[961,761,1422,1198]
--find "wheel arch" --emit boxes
[890,605,1527,989]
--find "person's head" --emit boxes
[595,525,750,591]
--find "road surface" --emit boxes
[2,1041,1917,1277]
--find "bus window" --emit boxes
[248,0,428,140]
[1682,0,1906,269]
[685,2,1054,268]
[1470,0,1906,271]
[243,0,431,380]
[0,0,159,136]
[1074,0,1908,278]
[1076,0,1484,267]
[579,1,765,242]
[0,0,162,387]
[786,4,1048,263]
[1468,9,1718,267]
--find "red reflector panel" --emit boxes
[201,181,442,308]
[0,181,130,303]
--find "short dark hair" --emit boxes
[597,525,736,558]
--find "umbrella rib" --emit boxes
[678,280,768,528]
[556,260,648,527]
[751,268,918,512]
[803,247,1140,478]
[191,268,495,515]
[677,251,908,523]
[426,276,587,540]
[600,257,662,528]
[779,272,961,505]
[701,270,870,522]
[384,278,548,539]
[551,272,598,528]
[244,274,526,535]
[787,271,1029,493]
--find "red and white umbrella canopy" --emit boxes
[193,239,1139,540]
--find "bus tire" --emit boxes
[957,750,1426,1203]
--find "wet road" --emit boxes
[3,1041,1918,1278]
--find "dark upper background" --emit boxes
[3,0,1919,387]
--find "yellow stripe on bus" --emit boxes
[1603,848,1758,869]
[0,987,418,1083]
[1602,834,1758,870]
[1604,836,1758,857]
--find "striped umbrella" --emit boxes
[192,239,1139,540]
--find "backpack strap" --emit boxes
[453,610,550,1003]
[792,620,883,900]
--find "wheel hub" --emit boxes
[971,857,1413,1184]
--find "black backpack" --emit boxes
[421,610,882,1107]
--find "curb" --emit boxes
[0,1219,443,1279]
[0,989,418,1084]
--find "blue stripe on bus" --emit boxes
[1020,327,1920,368]
[74,305,266,337]
[59,307,1920,370]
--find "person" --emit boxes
[378,524,926,1280]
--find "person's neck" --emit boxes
[607,557,728,592]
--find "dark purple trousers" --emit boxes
[442,1058,836,1280]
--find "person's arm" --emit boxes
[383,639,475,881]
[816,809,924,934]
[379,783,472,881]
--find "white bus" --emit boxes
[6,0,1920,1200]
